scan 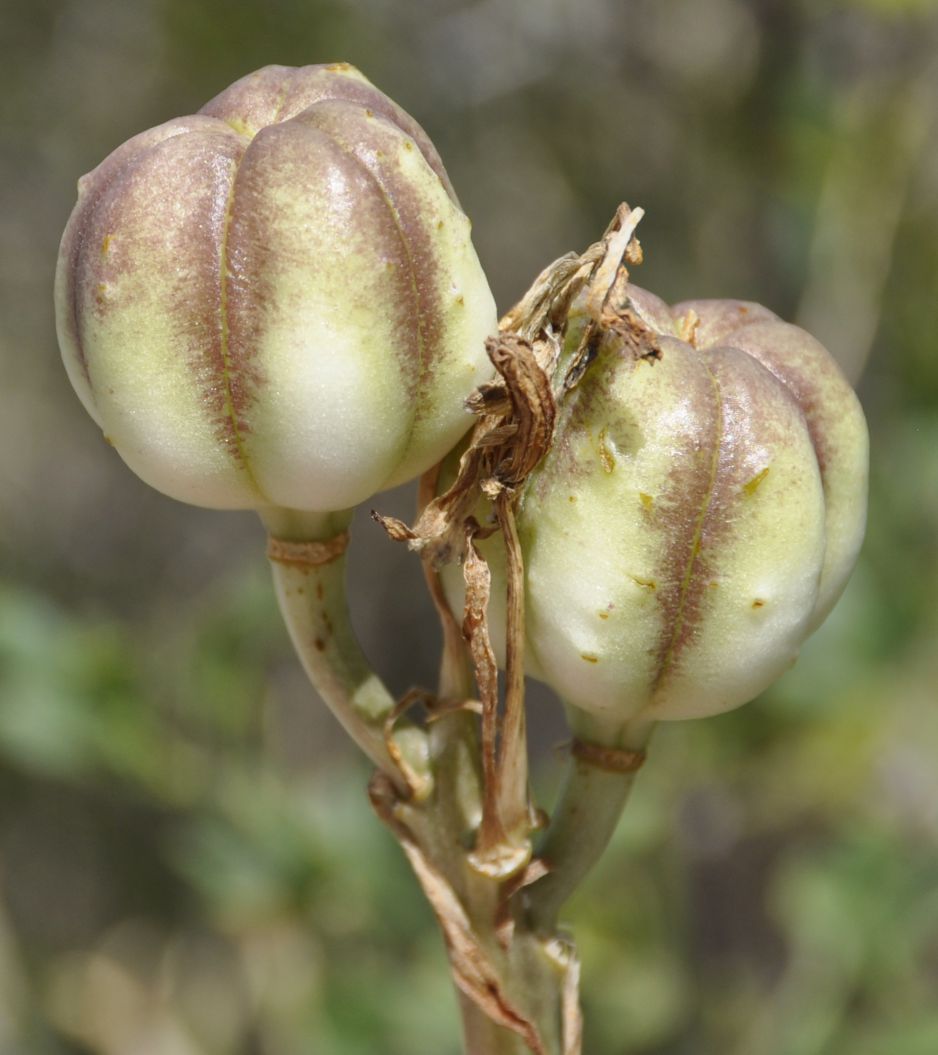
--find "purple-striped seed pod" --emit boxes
[449,284,868,732]
[55,64,496,512]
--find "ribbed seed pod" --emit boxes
[450,284,868,727]
[56,63,496,511]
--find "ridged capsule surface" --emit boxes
[56,64,496,511]
[448,285,868,724]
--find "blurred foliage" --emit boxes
[2,0,938,1052]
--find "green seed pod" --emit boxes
[447,284,868,730]
[55,63,496,512]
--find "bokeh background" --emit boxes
[2,0,938,1052]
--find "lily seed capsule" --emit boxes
[56,63,497,512]
[449,283,868,729]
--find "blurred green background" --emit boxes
[2,0,938,1052]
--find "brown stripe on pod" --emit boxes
[645,341,728,696]
[221,110,423,432]
[709,319,853,476]
[204,123,282,377]
[299,101,447,410]
[82,124,261,475]
[57,118,212,392]
[286,74,459,205]
[208,137,271,470]
[200,65,458,204]
[649,344,810,696]
[198,131,267,477]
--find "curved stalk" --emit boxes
[524,715,654,933]
[260,506,430,798]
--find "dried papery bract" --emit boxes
[378,329,558,875]
[55,62,498,791]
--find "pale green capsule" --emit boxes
[446,285,868,725]
[56,64,496,511]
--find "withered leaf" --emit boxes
[485,335,556,489]
[461,525,504,849]
[369,774,547,1054]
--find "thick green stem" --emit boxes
[260,507,429,797]
[525,715,654,933]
